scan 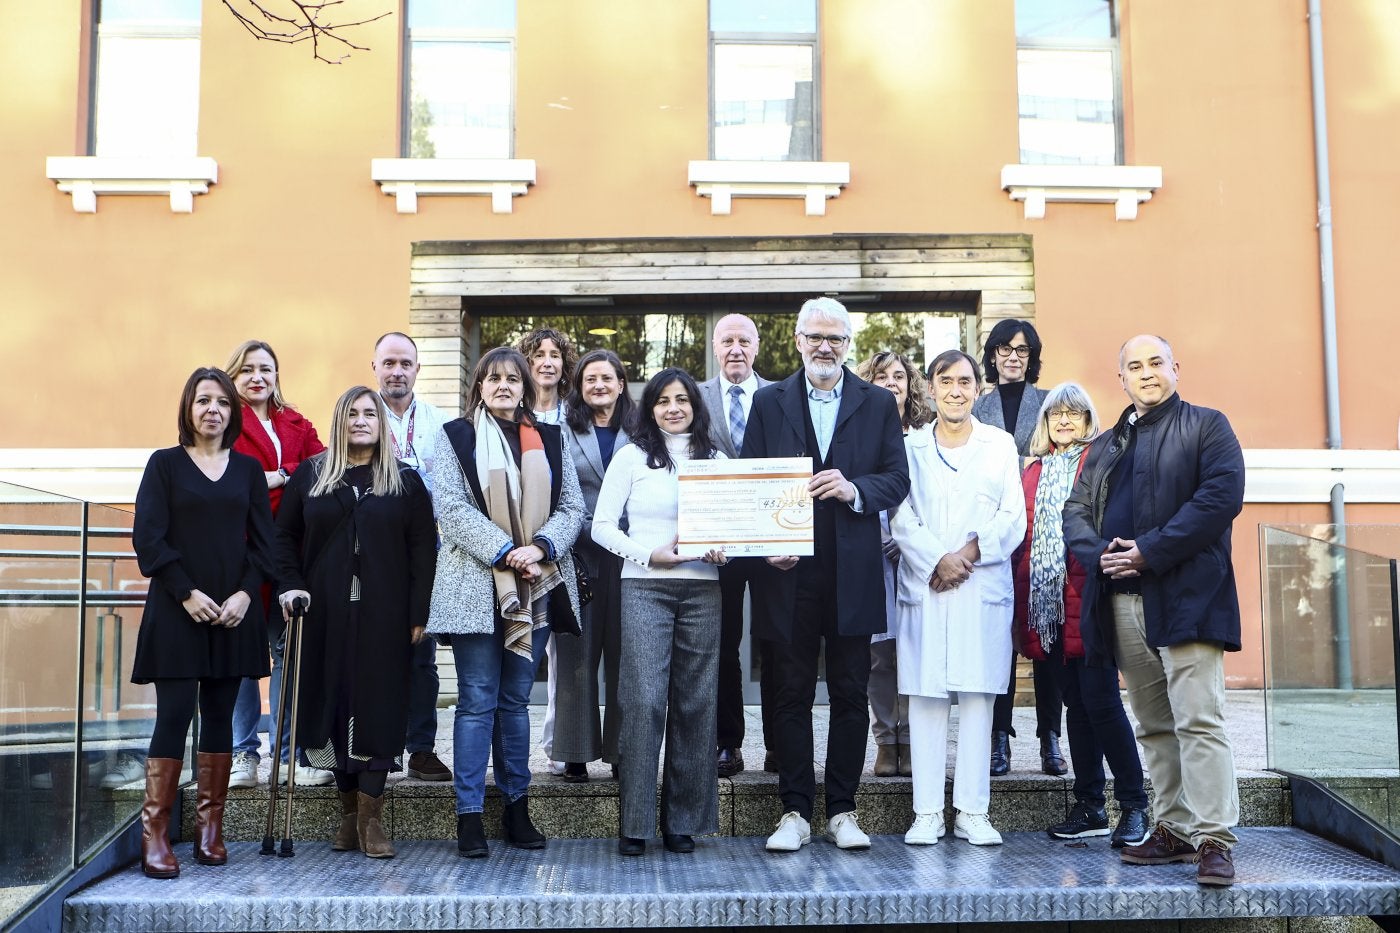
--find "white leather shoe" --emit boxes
[904,812,946,845]
[765,811,811,852]
[953,810,1003,846]
[827,811,871,850]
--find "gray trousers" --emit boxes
[868,639,909,745]
[617,577,722,839]
[549,550,623,764]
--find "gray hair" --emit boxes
[1028,381,1101,458]
[795,296,852,335]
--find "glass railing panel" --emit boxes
[1261,524,1399,832]
[77,500,154,862]
[0,483,86,928]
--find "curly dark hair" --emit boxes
[980,319,1042,385]
[515,327,580,401]
[631,368,717,470]
[855,350,933,430]
[565,349,636,434]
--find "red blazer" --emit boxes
[1011,455,1087,662]
[233,404,325,516]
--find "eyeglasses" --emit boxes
[994,344,1032,359]
[1048,409,1087,422]
[799,332,850,349]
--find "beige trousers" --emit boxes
[1111,594,1238,849]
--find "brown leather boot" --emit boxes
[332,791,359,852]
[873,744,898,777]
[356,792,394,859]
[141,757,183,879]
[896,743,913,777]
[193,752,231,865]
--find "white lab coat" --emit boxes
[889,420,1026,698]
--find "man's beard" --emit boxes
[806,358,841,380]
[382,384,411,399]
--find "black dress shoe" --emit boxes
[1040,734,1068,776]
[662,833,694,853]
[618,835,646,856]
[763,750,779,773]
[989,731,1011,776]
[562,762,589,783]
[716,747,745,778]
[457,812,488,858]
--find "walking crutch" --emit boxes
[261,596,308,857]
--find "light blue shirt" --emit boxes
[805,371,865,513]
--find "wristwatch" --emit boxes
[277,467,290,481]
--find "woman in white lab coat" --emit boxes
[890,349,1026,847]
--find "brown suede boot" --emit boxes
[141,757,183,879]
[873,744,898,777]
[332,791,359,852]
[193,752,231,865]
[356,792,394,859]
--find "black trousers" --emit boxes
[992,656,1063,738]
[716,558,776,750]
[766,572,871,822]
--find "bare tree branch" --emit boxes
[221,1,391,64]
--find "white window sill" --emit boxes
[688,160,850,216]
[46,156,218,213]
[371,159,536,214]
[1000,164,1163,220]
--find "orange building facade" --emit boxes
[3,0,1400,687]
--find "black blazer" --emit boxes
[739,368,910,642]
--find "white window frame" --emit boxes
[402,21,517,160]
[1015,2,1123,166]
[708,4,820,162]
[89,9,202,158]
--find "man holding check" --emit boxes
[740,296,910,853]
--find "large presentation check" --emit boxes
[676,457,814,557]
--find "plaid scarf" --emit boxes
[474,407,562,660]
[1027,445,1085,654]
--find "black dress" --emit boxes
[275,461,436,767]
[131,447,276,683]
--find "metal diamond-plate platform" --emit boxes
[63,827,1400,931]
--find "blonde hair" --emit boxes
[855,350,933,430]
[223,339,291,411]
[308,387,405,498]
[1028,381,1101,458]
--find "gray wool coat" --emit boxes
[425,419,585,638]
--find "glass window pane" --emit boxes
[1017,48,1116,165]
[100,0,200,25]
[711,0,815,34]
[409,40,512,159]
[1015,0,1112,39]
[409,0,515,31]
[93,35,200,157]
[713,44,814,161]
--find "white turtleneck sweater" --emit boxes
[591,432,724,581]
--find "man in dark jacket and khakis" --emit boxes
[1063,334,1244,887]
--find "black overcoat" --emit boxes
[739,368,910,642]
[131,447,275,683]
[275,460,437,759]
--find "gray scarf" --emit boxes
[1027,445,1085,653]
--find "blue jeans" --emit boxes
[449,624,549,814]
[231,678,263,757]
[405,636,440,753]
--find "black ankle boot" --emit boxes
[502,796,546,850]
[457,812,488,858]
[990,731,1011,776]
[1040,733,1068,776]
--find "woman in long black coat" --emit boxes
[132,367,276,879]
[275,386,437,859]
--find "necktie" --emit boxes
[728,384,746,453]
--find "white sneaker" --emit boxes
[953,810,1003,846]
[279,764,335,786]
[827,811,871,850]
[99,753,145,790]
[904,812,946,846]
[765,811,811,852]
[546,759,567,776]
[228,751,259,789]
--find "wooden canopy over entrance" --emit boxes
[407,233,1035,417]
